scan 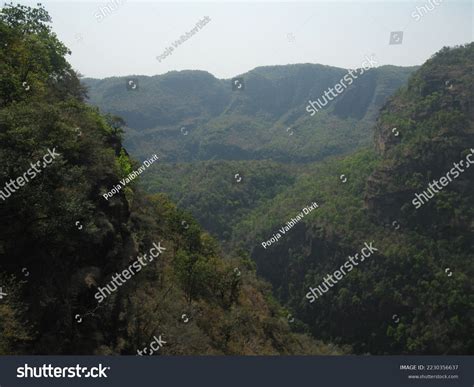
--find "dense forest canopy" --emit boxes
[0,3,340,355]
[0,2,472,357]
[134,44,474,354]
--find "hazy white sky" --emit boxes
[12,0,473,79]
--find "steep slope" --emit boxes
[366,45,474,243]
[213,44,474,355]
[0,3,340,356]
[84,64,416,163]
[142,160,300,241]
[99,63,415,244]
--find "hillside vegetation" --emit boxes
[84,62,415,163]
[137,45,474,355]
[232,44,474,354]
[0,3,341,355]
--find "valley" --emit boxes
[83,44,474,354]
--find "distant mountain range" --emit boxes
[83,44,474,355]
[2,3,345,355]
[3,2,472,357]
[83,63,416,163]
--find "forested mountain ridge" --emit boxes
[139,44,474,355]
[3,2,470,358]
[0,3,341,355]
[231,43,474,355]
[84,63,416,163]
[142,159,300,241]
[366,45,474,238]
[85,62,417,245]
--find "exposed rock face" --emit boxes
[366,44,474,238]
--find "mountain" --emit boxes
[0,3,341,355]
[83,61,417,246]
[229,43,474,355]
[7,2,470,357]
[141,159,300,241]
[83,64,416,163]
[130,44,473,355]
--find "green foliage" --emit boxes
[83,62,415,163]
[142,159,298,240]
[0,274,32,355]
[0,3,337,356]
[138,44,474,355]
[116,148,133,177]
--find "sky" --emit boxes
[10,0,473,79]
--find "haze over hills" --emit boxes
[242,44,474,354]
[1,2,472,358]
[86,43,474,355]
[1,3,343,356]
[83,62,417,242]
[84,63,416,163]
